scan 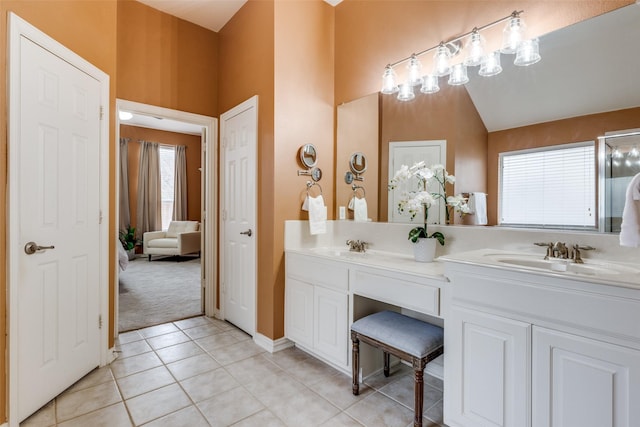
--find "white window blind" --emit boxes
[499,142,596,229]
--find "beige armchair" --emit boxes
[143,221,201,261]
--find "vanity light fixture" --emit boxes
[381,10,541,101]
[629,146,639,158]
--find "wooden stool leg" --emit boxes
[413,357,426,427]
[383,352,390,377]
[351,331,360,395]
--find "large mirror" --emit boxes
[336,3,640,231]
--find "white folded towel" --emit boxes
[619,173,640,247]
[354,197,368,222]
[308,194,327,235]
[468,192,487,225]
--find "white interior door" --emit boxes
[221,96,258,336]
[10,20,103,422]
[388,140,447,223]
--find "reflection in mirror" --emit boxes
[599,129,640,232]
[299,144,317,169]
[349,152,367,175]
[336,3,640,231]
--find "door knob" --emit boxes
[24,241,55,255]
[240,229,253,237]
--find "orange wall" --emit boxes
[120,125,203,232]
[379,85,487,222]
[487,107,640,224]
[218,0,276,335]
[273,0,335,338]
[0,1,118,422]
[116,0,219,117]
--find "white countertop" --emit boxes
[285,247,447,281]
[439,248,640,289]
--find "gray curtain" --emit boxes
[136,141,161,235]
[119,138,131,232]
[173,145,188,220]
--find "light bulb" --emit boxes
[479,51,503,77]
[433,44,451,77]
[514,38,541,66]
[381,66,399,94]
[407,55,423,86]
[501,14,526,54]
[629,146,639,158]
[119,111,133,121]
[612,148,623,159]
[420,75,440,94]
[397,82,415,102]
[448,63,469,86]
[464,30,485,67]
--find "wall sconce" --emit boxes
[381,10,542,102]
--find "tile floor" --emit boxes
[21,316,445,427]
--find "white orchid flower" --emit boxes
[445,173,455,184]
[431,163,445,171]
[416,168,434,181]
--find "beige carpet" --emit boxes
[118,256,202,332]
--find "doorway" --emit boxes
[115,100,218,334]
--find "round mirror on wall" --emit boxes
[299,144,318,169]
[350,152,367,175]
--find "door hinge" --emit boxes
[222,209,227,221]
[98,315,103,329]
[99,106,104,120]
[99,210,103,224]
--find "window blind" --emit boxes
[499,142,596,229]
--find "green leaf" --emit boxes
[429,231,445,246]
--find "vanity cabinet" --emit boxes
[447,306,531,427]
[532,326,640,427]
[443,261,640,427]
[285,253,349,369]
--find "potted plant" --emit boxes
[119,225,139,260]
[389,162,470,262]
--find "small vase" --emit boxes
[413,238,437,263]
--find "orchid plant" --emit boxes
[389,162,470,245]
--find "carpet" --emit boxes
[118,256,202,332]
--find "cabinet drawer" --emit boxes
[351,269,440,316]
[286,253,349,292]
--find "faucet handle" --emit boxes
[571,244,595,264]
[534,242,554,259]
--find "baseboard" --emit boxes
[253,333,293,353]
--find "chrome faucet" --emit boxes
[346,239,368,253]
[535,241,595,263]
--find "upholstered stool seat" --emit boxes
[351,311,444,427]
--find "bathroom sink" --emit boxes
[492,255,640,277]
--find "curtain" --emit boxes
[136,141,161,235]
[173,145,188,220]
[119,138,131,232]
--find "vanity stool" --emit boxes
[351,310,444,427]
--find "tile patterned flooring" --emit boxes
[21,316,445,427]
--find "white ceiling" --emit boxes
[136,0,247,32]
[464,3,640,132]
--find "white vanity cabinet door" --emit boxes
[532,326,640,427]
[446,305,531,427]
[314,285,349,367]
[285,278,314,348]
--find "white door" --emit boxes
[11,25,103,421]
[388,140,447,223]
[533,326,640,427]
[221,96,258,336]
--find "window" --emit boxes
[499,142,596,229]
[159,146,175,230]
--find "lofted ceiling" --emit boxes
[464,3,640,132]
[135,0,248,32]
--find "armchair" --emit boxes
[143,221,201,261]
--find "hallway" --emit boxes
[21,316,444,426]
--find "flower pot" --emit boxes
[413,238,437,263]
[127,248,136,261]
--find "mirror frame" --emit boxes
[349,152,368,175]
[299,144,318,169]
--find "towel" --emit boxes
[308,194,327,235]
[619,173,640,247]
[468,192,487,225]
[354,197,368,222]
